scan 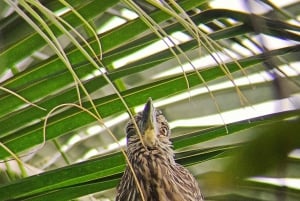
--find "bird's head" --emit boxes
[125,98,172,154]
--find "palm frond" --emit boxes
[0,0,299,200]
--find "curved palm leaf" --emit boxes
[0,0,299,200]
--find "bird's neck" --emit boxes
[127,141,175,167]
[126,142,178,200]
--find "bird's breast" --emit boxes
[129,148,172,186]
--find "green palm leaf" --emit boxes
[0,0,299,200]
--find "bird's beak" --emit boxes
[141,98,157,146]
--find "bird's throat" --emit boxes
[143,128,156,147]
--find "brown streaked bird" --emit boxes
[116,98,204,201]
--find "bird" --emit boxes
[116,98,204,201]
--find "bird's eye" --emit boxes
[125,122,137,138]
[160,126,168,136]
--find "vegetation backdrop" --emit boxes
[0,0,299,200]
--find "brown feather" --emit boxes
[116,99,204,201]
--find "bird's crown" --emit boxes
[125,98,171,148]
